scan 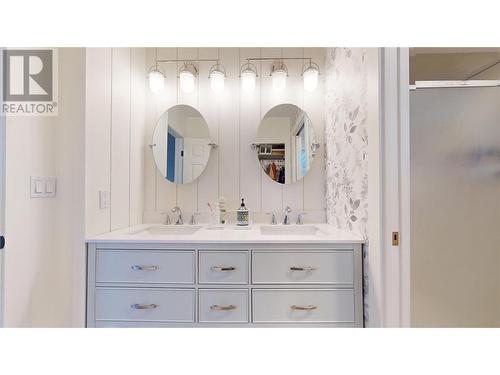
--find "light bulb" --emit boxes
[272,70,287,90]
[241,69,256,92]
[210,70,225,93]
[303,66,319,92]
[179,70,195,94]
[148,69,165,94]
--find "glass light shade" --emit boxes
[148,69,165,94]
[179,70,195,94]
[303,67,319,92]
[272,70,287,90]
[241,69,256,92]
[210,70,225,93]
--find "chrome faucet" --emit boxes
[160,211,171,225]
[190,212,199,225]
[296,212,306,225]
[171,206,183,225]
[266,212,277,225]
[283,206,292,225]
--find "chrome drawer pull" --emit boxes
[210,304,237,311]
[291,304,317,311]
[289,266,317,272]
[130,303,158,310]
[210,265,237,272]
[131,265,159,271]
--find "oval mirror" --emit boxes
[152,105,213,184]
[255,104,319,184]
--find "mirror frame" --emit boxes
[253,103,319,185]
[151,104,216,185]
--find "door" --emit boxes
[166,132,176,182]
[410,85,500,327]
[182,137,210,183]
[294,124,307,181]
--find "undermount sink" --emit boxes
[133,225,202,235]
[259,225,321,236]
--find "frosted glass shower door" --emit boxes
[410,86,500,327]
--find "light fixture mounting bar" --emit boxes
[155,58,220,63]
[245,57,313,62]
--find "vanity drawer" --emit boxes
[198,289,249,323]
[251,251,353,284]
[199,251,248,284]
[252,289,355,323]
[95,288,195,322]
[96,250,195,284]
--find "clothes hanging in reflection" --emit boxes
[269,162,277,180]
[263,160,285,183]
[278,167,285,183]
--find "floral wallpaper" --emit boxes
[324,48,369,323]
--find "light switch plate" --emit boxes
[31,176,57,198]
[99,190,110,209]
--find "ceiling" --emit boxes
[409,48,500,83]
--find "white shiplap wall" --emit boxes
[144,48,326,223]
[85,48,146,235]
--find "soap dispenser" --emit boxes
[236,198,249,226]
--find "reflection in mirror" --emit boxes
[256,104,318,185]
[152,105,212,184]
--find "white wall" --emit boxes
[3,47,146,326]
[3,48,86,327]
[144,48,326,223]
[4,115,58,326]
[85,48,146,235]
[54,48,86,326]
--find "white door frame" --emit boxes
[379,48,411,327]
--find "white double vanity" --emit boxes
[86,224,363,327]
[85,91,365,328]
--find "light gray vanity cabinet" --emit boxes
[86,242,363,327]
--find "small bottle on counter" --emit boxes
[236,198,249,226]
[218,196,227,224]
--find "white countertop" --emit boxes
[85,223,364,244]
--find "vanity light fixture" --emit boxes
[240,62,258,92]
[148,67,166,94]
[179,62,198,94]
[245,56,320,92]
[209,62,226,94]
[271,60,288,90]
[148,48,165,94]
[147,51,321,94]
[302,60,320,92]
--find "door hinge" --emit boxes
[392,231,399,246]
